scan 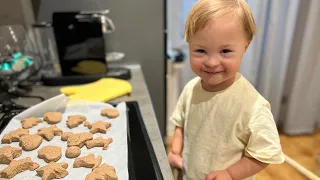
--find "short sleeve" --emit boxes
[244,106,285,164]
[170,87,187,128]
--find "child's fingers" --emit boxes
[168,152,183,169]
[205,172,217,180]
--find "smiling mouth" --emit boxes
[203,70,223,74]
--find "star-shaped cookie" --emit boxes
[84,121,111,134]
[37,125,63,141]
[0,146,22,164]
[36,162,68,180]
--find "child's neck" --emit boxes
[201,73,241,92]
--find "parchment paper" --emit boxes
[0,94,128,180]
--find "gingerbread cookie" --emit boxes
[43,112,62,124]
[36,162,68,180]
[84,121,111,134]
[65,146,81,158]
[19,134,43,151]
[38,146,62,163]
[67,115,86,128]
[86,163,118,180]
[1,128,29,144]
[101,108,120,118]
[0,146,22,164]
[61,132,74,141]
[85,137,113,150]
[73,154,102,169]
[21,117,43,129]
[37,125,63,141]
[0,157,39,178]
[67,132,93,147]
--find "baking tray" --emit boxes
[126,101,164,180]
[0,101,164,180]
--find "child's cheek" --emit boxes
[190,57,202,69]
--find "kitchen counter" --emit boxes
[18,64,173,180]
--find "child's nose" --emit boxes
[204,57,220,67]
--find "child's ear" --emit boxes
[244,40,252,52]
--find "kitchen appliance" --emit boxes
[38,10,131,85]
[52,10,114,76]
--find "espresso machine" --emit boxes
[36,10,130,86]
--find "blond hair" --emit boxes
[184,0,256,42]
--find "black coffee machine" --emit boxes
[39,10,130,86]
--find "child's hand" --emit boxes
[205,170,233,180]
[168,152,183,169]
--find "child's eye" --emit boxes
[195,49,206,54]
[221,49,232,54]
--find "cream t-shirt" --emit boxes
[171,75,285,180]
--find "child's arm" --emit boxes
[227,156,268,179]
[206,156,268,180]
[168,127,184,169]
[172,127,184,155]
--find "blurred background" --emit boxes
[0,0,319,179]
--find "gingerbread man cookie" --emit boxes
[84,121,111,134]
[1,128,29,144]
[67,115,86,128]
[101,108,120,118]
[0,157,39,178]
[19,134,43,151]
[86,163,118,180]
[21,117,43,129]
[0,146,22,164]
[38,146,62,163]
[73,154,102,169]
[36,162,68,180]
[85,137,113,150]
[43,112,62,124]
[37,125,63,141]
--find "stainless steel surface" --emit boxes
[20,64,173,180]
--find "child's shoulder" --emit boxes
[235,75,271,110]
[182,77,201,91]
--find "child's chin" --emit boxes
[202,78,222,87]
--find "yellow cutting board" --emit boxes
[60,78,132,102]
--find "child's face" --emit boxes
[188,14,250,90]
